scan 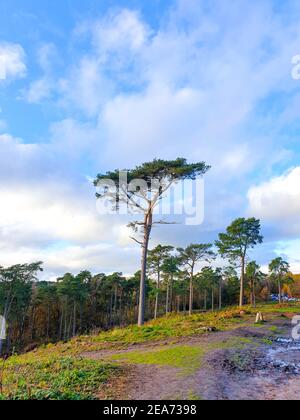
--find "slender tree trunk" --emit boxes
[64,304,68,340]
[219,281,222,310]
[166,282,169,315]
[59,306,63,340]
[240,256,245,307]
[79,304,83,333]
[68,312,72,339]
[278,279,282,304]
[154,270,160,320]
[30,307,36,341]
[204,290,207,311]
[109,293,113,327]
[211,289,214,311]
[189,266,194,316]
[250,281,253,306]
[169,276,173,312]
[6,325,13,354]
[253,282,256,308]
[138,211,152,327]
[72,301,76,337]
[46,306,50,338]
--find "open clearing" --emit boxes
[2,304,300,400]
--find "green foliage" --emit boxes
[269,257,292,285]
[0,356,118,400]
[197,267,221,289]
[95,158,210,187]
[216,218,263,261]
[148,245,174,276]
[177,244,215,269]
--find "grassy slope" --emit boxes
[1,303,299,400]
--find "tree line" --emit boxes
[0,158,294,353]
[0,219,293,354]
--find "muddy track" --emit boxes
[86,319,300,400]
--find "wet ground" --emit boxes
[204,336,300,400]
[86,316,300,400]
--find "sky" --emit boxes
[0,0,300,280]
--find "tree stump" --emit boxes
[255,312,265,323]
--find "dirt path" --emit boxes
[83,318,300,400]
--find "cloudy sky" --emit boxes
[0,0,300,279]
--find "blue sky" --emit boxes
[1,0,300,279]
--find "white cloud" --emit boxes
[0,134,41,179]
[0,133,141,278]
[274,239,300,273]
[37,43,57,72]
[101,84,204,164]
[4,3,300,276]
[26,78,53,103]
[0,42,26,81]
[0,119,6,132]
[59,58,113,117]
[24,43,58,103]
[0,242,139,278]
[89,9,150,54]
[0,183,105,245]
[248,167,300,221]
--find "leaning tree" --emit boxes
[94,158,210,326]
[216,218,263,307]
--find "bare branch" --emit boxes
[130,236,143,246]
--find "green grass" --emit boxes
[260,338,273,345]
[87,308,252,346]
[108,337,255,375]
[110,345,205,374]
[20,303,300,360]
[255,303,300,314]
[1,302,299,399]
[0,356,118,400]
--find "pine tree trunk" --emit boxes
[114,286,118,313]
[154,271,160,319]
[278,279,282,304]
[59,307,63,340]
[138,211,152,327]
[64,304,68,340]
[166,282,169,315]
[72,301,76,337]
[169,276,173,312]
[46,306,50,338]
[240,256,245,307]
[253,282,256,308]
[211,289,214,311]
[177,296,180,312]
[189,266,194,316]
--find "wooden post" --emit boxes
[255,312,265,323]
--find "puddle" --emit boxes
[267,338,300,374]
[203,334,300,399]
